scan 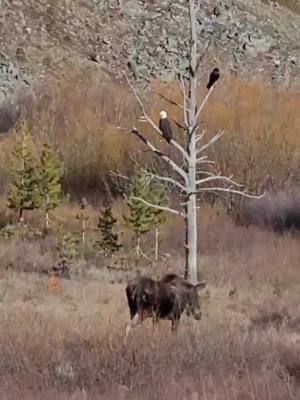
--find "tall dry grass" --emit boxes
[0,263,300,399]
[0,209,299,398]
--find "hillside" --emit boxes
[0,0,300,108]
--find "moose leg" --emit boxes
[152,308,160,325]
[124,312,143,345]
[152,311,160,336]
[171,317,180,333]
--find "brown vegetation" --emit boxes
[239,190,300,232]
[0,69,299,202]
[0,213,299,399]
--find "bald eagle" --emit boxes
[207,68,220,89]
[159,111,172,144]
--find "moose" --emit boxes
[124,273,207,343]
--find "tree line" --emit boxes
[4,119,170,261]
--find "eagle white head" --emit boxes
[160,110,167,119]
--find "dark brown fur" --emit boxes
[124,274,206,342]
[160,273,206,318]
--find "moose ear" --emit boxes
[195,281,207,290]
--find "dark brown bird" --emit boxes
[159,110,173,144]
[207,68,220,89]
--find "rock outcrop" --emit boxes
[0,0,299,105]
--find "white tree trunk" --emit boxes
[124,0,263,286]
[186,135,198,284]
[186,0,199,284]
[186,194,198,284]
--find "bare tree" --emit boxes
[119,0,263,284]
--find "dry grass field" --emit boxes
[0,214,300,400]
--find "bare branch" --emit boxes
[143,170,187,192]
[130,196,185,217]
[179,75,188,127]
[196,160,216,166]
[195,132,205,143]
[196,130,224,154]
[195,187,265,200]
[195,85,215,123]
[172,118,187,131]
[158,93,189,113]
[177,73,188,127]
[196,155,209,162]
[126,76,190,162]
[109,171,130,181]
[128,127,188,183]
[196,174,243,187]
[116,126,130,132]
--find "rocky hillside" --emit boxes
[0,0,300,112]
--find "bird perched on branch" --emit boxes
[207,68,220,89]
[159,111,173,144]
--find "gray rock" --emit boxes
[0,0,299,105]
[246,37,273,57]
[0,99,20,134]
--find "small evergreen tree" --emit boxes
[7,120,40,222]
[97,206,122,256]
[38,143,64,231]
[123,173,155,256]
[56,230,79,277]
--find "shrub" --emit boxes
[239,190,300,233]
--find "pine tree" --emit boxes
[37,143,64,231]
[7,120,40,222]
[123,173,155,256]
[97,206,122,256]
[56,229,79,277]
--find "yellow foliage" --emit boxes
[0,68,299,198]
